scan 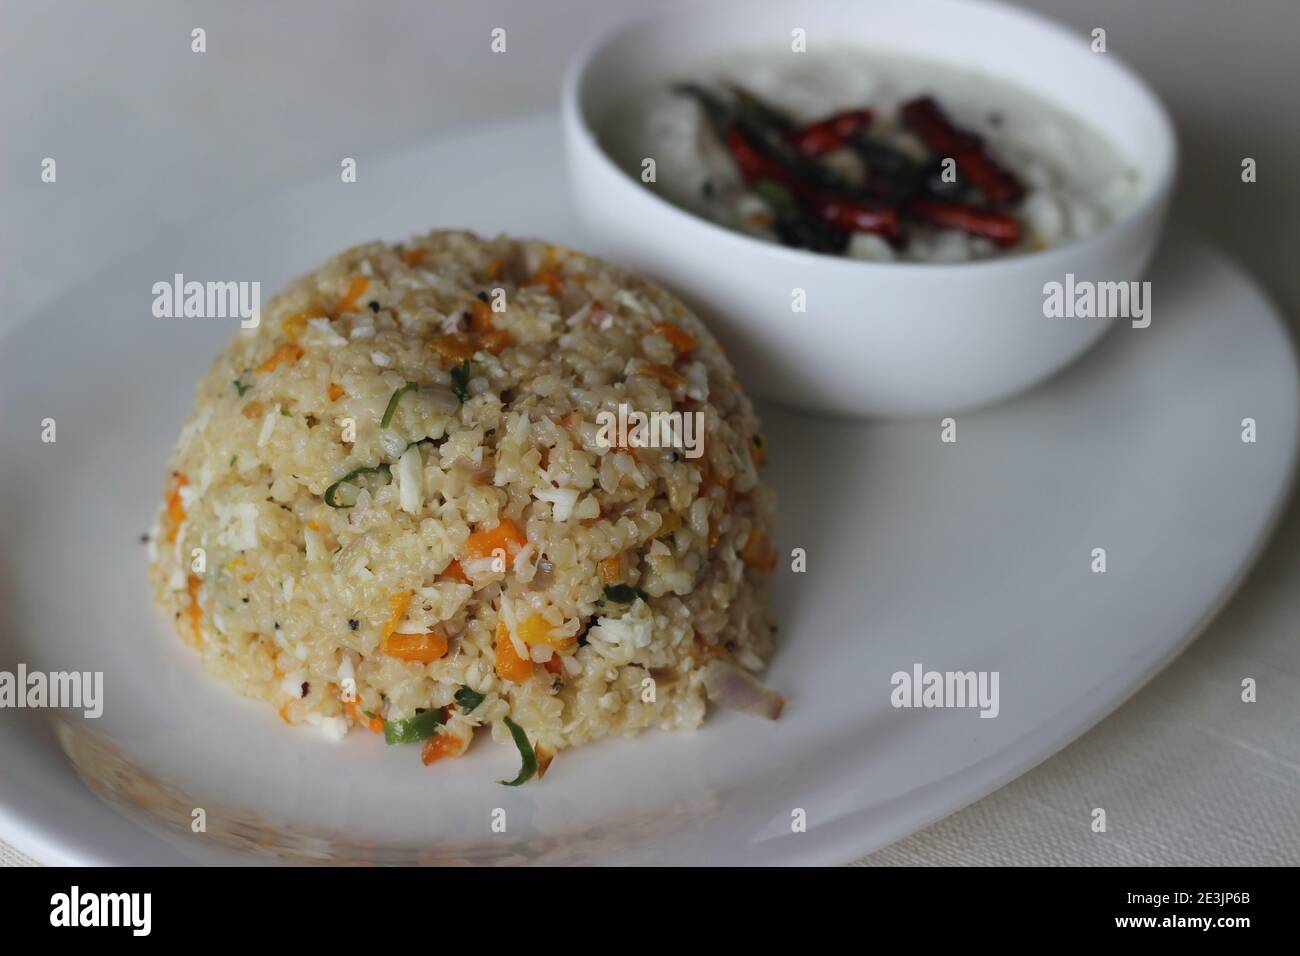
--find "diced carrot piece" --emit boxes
[516,613,575,650]
[470,298,495,333]
[185,573,203,646]
[165,473,188,543]
[495,620,533,683]
[327,382,345,402]
[640,363,686,390]
[536,746,556,778]
[421,731,468,765]
[427,332,477,365]
[598,555,621,583]
[528,264,564,296]
[401,248,428,267]
[543,655,564,675]
[345,697,384,733]
[441,559,470,584]
[464,518,526,567]
[336,276,370,315]
[282,309,324,341]
[257,342,303,373]
[385,631,450,663]
[479,328,510,354]
[740,529,776,572]
[651,322,696,358]
[382,591,413,640]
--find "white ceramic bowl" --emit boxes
[563,0,1177,418]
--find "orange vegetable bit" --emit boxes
[440,559,470,584]
[420,730,468,765]
[345,697,384,733]
[495,620,534,683]
[385,631,450,664]
[740,529,777,572]
[164,472,188,543]
[527,264,564,297]
[479,328,510,354]
[382,591,413,641]
[336,276,370,315]
[282,309,323,342]
[516,613,575,650]
[597,555,622,583]
[651,321,697,358]
[639,363,686,390]
[748,433,767,466]
[257,342,304,373]
[464,518,527,568]
[427,332,477,365]
[185,574,203,646]
[327,382,345,402]
[543,655,564,675]
[536,746,556,779]
[469,298,495,333]
[400,247,428,268]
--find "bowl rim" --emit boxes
[561,0,1179,276]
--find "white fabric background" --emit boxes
[2,0,1297,866]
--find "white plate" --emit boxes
[0,114,1295,866]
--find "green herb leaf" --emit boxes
[454,685,486,713]
[498,716,537,786]
[381,380,419,429]
[602,583,647,604]
[753,179,799,219]
[232,379,252,397]
[451,361,472,403]
[229,454,237,468]
[383,709,445,745]
[324,463,393,508]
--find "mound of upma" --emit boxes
[148,231,778,781]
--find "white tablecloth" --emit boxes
[4,0,1297,867]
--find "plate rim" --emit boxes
[1,114,1296,866]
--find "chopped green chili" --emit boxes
[602,583,648,604]
[381,380,418,429]
[232,379,252,397]
[753,179,800,219]
[451,360,472,403]
[454,685,486,713]
[383,708,444,745]
[324,463,392,508]
[498,716,537,786]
